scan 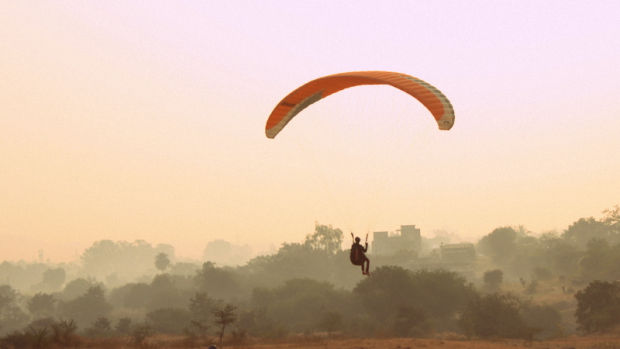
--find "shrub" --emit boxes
[392,306,430,337]
[58,286,111,327]
[575,280,620,333]
[483,269,503,291]
[317,311,343,335]
[459,293,532,339]
[146,308,191,334]
[354,267,475,333]
[520,303,562,339]
[115,317,132,335]
[50,319,79,346]
[84,317,112,337]
[131,324,153,347]
[1,330,33,349]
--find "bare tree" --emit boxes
[213,304,236,346]
[131,323,153,347]
[50,319,78,346]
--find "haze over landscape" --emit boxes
[2,1,620,262]
[3,3,620,348]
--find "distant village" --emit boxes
[370,225,477,276]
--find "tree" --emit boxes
[146,308,192,334]
[459,293,531,339]
[31,268,67,293]
[194,262,241,300]
[575,281,620,333]
[50,319,78,346]
[318,311,343,336]
[188,292,216,338]
[213,304,237,346]
[81,240,176,283]
[477,227,518,265]
[392,306,430,337]
[115,317,132,335]
[59,286,112,327]
[482,269,503,292]
[243,242,336,286]
[0,285,29,332]
[27,318,52,348]
[579,238,613,281]
[251,278,348,334]
[409,269,476,325]
[85,317,112,337]
[42,268,66,291]
[109,282,150,309]
[563,217,613,247]
[203,240,252,266]
[531,266,553,281]
[81,240,122,276]
[565,206,620,248]
[353,266,414,322]
[602,205,620,237]
[28,293,56,319]
[352,267,476,334]
[169,262,201,276]
[60,278,98,301]
[155,253,171,272]
[131,323,153,346]
[0,284,17,311]
[304,223,343,254]
[147,274,192,311]
[520,303,562,339]
[538,234,581,276]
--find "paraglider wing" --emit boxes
[265,71,454,138]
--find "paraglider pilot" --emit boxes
[350,235,370,275]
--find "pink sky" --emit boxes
[1,1,619,261]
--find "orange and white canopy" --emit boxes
[265,71,454,138]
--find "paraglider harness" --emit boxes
[350,233,370,275]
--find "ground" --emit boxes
[233,337,620,349]
[78,335,620,349]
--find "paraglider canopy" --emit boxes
[265,71,454,138]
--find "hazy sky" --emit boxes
[2,1,619,262]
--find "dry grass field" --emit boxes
[226,335,620,349]
[75,335,620,349]
[211,336,620,349]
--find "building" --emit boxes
[439,243,476,264]
[371,225,421,255]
